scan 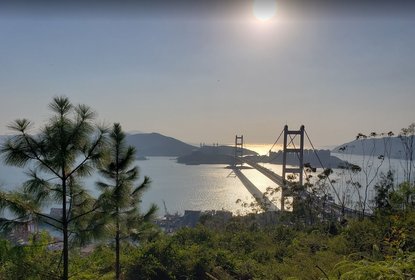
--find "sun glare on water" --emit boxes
[253,0,277,21]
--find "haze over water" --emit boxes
[1,141,406,216]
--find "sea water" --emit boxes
[0,144,411,216]
[0,157,271,216]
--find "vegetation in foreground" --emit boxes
[1,192,415,280]
[0,97,157,280]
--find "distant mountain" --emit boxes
[0,132,196,158]
[196,145,257,157]
[126,133,197,157]
[332,136,414,159]
[267,149,348,168]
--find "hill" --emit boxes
[332,135,414,159]
[126,133,196,157]
[266,149,348,168]
[177,145,258,165]
[0,133,197,158]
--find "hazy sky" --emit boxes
[1,1,414,147]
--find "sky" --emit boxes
[0,0,414,147]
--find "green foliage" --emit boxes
[0,232,61,280]
[122,205,415,279]
[331,253,415,280]
[390,182,415,212]
[0,96,108,280]
[342,218,383,256]
[125,224,337,280]
[0,211,414,279]
[69,245,115,280]
[96,123,158,279]
[374,170,395,214]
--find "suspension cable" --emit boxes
[304,129,342,203]
[268,128,284,155]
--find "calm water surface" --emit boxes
[0,144,411,216]
[0,157,274,216]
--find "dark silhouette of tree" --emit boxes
[373,170,394,215]
[338,132,386,217]
[0,96,108,280]
[96,123,157,280]
[399,123,415,184]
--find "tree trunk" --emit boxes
[62,177,69,280]
[116,218,120,280]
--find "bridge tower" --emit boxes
[281,125,304,210]
[234,135,244,167]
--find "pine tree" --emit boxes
[0,96,108,280]
[96,123,157,280]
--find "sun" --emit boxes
[253,0,277,21]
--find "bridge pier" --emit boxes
[281,125,305,211]
[231,126,369,218]
[234,135,244,167]
[233,127,305,212]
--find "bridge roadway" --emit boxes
[233,157,368,217]
[235,157,285,187]
[231,168,279,211]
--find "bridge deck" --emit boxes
[236,158,285,187]
[231,167,279,211]
[233,157,368,218]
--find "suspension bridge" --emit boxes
[230,125,365,218]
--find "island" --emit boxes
[177,145,348,169]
